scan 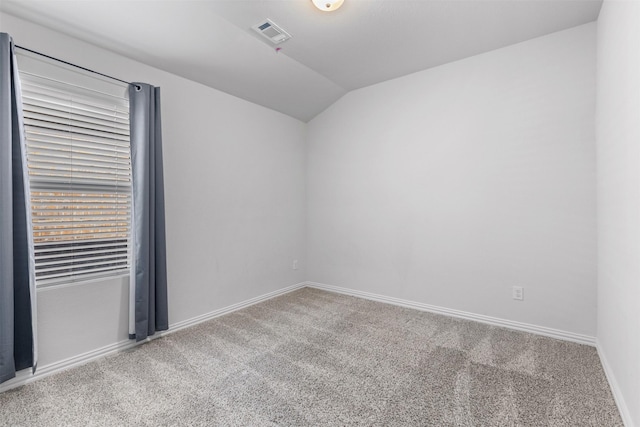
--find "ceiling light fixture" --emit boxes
[312,0,344,12]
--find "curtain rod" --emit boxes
[15,45,134,87]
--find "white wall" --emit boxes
[307,23,597,336]
[1,14,307,367]
[596,0,640,424]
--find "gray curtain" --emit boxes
[129,83,168,342]
[0,33,36,384]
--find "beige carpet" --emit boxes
[0,288,623,426]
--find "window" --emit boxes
[17,53,132,286]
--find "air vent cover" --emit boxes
[252,19,291,45]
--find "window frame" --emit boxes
[16,51,133,288]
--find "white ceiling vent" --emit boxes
[251,19,291,45]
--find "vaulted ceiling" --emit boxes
[0,0,602,121]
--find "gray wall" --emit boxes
[596,0,640,424]
[306,23,597,336]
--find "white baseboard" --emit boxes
[168,282,306,333]
[596,341,634,427]
[0,281,307,394]
[306,282,596,346]
[0,338,138,394]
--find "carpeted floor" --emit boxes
[0,288,623,426]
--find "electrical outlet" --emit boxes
[292,259,298,270]
[512,286,524,301]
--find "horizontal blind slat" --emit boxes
[34,238,128,250]
[36,260,130,275]
[19,76,129,110]
[26,152,131,167]
[23,103,129,128]
[23,100,130,127]
[24,110,130,136]
[27,128,131,148]
[36,247,128,260]
[35,253,129,268]
[36,265,129,282]
[24,118,130,141]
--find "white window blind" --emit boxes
[17,58,132,286]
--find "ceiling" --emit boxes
[1,0,602,122]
